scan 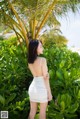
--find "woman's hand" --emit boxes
[48,92,52,101]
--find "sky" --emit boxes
[58,10,80,49]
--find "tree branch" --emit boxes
[35,0,57,39]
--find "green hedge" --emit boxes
[0,37,32,119]
[44,42,80,119]
[0,37,80,119]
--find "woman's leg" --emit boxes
[28,101,38,119]
[39,102,48,119]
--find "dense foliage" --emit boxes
[0,0,79,45]
[0,37,31,118]
[0,37,80,119]
[44,40,80,119]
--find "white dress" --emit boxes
[28,76,48,103]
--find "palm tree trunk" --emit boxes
[7,0,29,46]
[32,17,36,39]
[35,0,57,39]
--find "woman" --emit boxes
[28,39,52,119]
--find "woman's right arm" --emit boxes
[42,58,52,101]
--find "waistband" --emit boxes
[33,76,44,79]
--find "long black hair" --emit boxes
[28,40,39,63]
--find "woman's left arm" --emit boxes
[42,58,52,101]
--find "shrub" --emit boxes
[0,37,80,119]
[44,43,80,119]
[0,37,32,119]
[0,35,4,41]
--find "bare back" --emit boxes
[28,57,43,77]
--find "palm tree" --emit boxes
[0,0,79,47]
[41,28,68,47]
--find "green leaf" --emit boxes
[63,70,69,79]
[56,70,63,79]
[6,93,16,104]
[60,101,65,112]
[49,69,55,78]
[68,102,79,113]
[78,90,80,99]
[16,106,23,111]
[61,94,71,107]
[59,60,65,68]
[0,95,5,105]
[57,94,71,108]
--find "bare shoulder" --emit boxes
[40,57,47,63]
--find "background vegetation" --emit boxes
[0,0,79,46]
[0,0,80,119]
[0,37,80,119]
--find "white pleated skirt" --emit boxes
[28,76,48,103]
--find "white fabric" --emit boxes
[28,76,48,103]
